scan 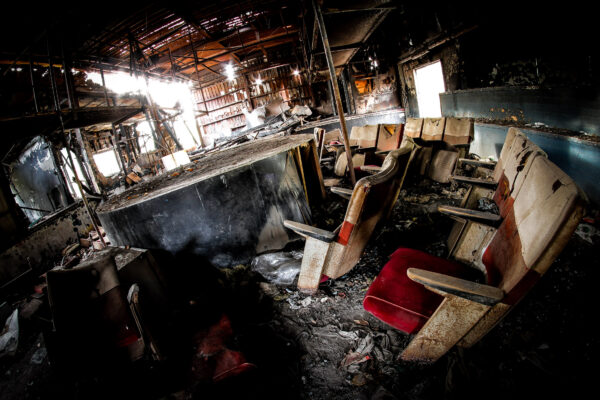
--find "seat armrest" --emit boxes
[358,165,382,174]
[407,268,504,306]
[457,158,496,169]
[330,187,353,200]
[354,146,377,153]
[283,220,336,243]
[451,175,498,188]
[438,205,501,223]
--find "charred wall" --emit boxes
[393,3,599,134]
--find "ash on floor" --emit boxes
[1,178,598,400]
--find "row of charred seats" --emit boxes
[286,124,586,363]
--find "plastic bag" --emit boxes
[251,251,303,285]
[0,309,19,358]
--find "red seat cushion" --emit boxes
[364,248,482,334]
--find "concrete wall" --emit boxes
[441,87,600,136]
[0,200,95,287]
[470,123,600,205]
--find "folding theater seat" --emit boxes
[284,144,417,293]
[440,130,548,254]
[403,118,424,141]
[333,125,380,176]
[364,155,585,362]
[451,127,530,187]
[427,118,474,183]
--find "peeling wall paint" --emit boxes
[355,67,400,114]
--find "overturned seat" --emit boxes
[284,144,416,293]
[364,155,585,363]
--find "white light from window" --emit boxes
[293,69,300,76]
[225,63,235,80]
[255,76,263,85]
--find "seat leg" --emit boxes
[297,237,332,293]
[400,294,491,363]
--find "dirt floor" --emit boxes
[1,160,599,400]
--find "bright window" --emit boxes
[413,61,446,118]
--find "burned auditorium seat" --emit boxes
[284,144,417,293]
[364,154,585,362]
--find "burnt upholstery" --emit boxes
[364,150,585,362]
[364,248,483,334]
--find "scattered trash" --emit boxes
[291,105,312,117]
[575,223,599,244]
[0,309,19,358]
[353,319,370,326]
[350,373,368,386]
[341,334,374,368]
[30,347,47,364]
[478,197,499,214]
[403,194,436,203]
[251,251,303,285]
[395,220,415,230]
[442,187,467,200]
[300,297,313,307]
[338,331,359,341]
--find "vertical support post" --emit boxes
[327,80,337,116]
[347,66,359,114]
[63,134,106,247]
[68,131,95,193]
[77,129,104,192]
[120,124,135,164]
[313,0,355,184]
[47,37,60,112]
[143,107,161,150]
[50,146,74,204]
[340,68,353,115]
[112,124,127,174]
[29,57,39,113]
[242,73,254,111]
[100,68,111,107]
[62,43,77,110]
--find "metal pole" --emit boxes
[63,136,106,247]
[111,124,128,174]
[75,128,101,193]
[313,0,355,184]
[28,56,39,113]
[99,68,112,107]
[47,37,60,112]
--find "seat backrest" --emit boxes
[492,131,547,217]
[493,128,525,182]
[443,118,473,146]
[350,125,379,148]
[328,144,416,278]
[428,150,459,183]
[404,118,423,139]
[377,124,404,152]
[482,156,584,299]
[421,118,446,141]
